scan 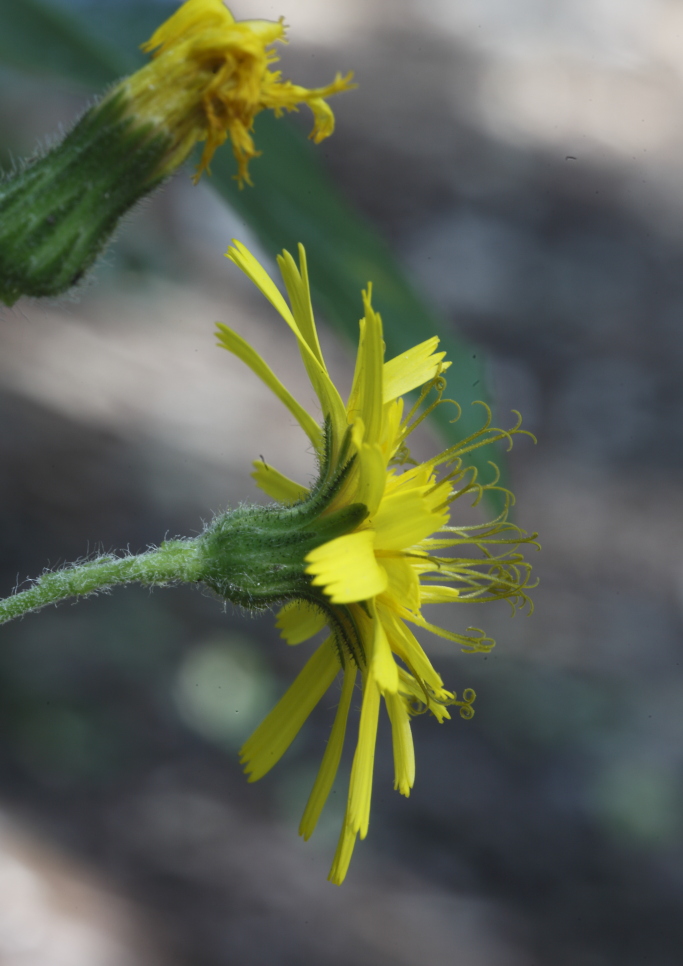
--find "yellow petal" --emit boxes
[367,603,399,694]
[347,675,381,838]
[373,488,448,551]
[259,73,356,140]
[380,604,447,697]
[305,531,388,604]
[276,600,327,645]
[227,241,298,331]
[328,821,358,886]
[240,637,339,781]
[385,460,432,493]
[141,0,237,55]
[276,246,348,446]
[380,398,404,461]
[347,289,384,446]
[277,246,325,366]
[321,418,363,514]
[378,556,421,613]
[354,442,386,517]
[216,324,321,451]
[385,692,415,796]
[300,663,357,840]
[383,337,451,403]
[251,460,309,505]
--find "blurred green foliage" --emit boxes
[0,0,123,87]
[174,635,277,749]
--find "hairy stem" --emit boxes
[0,540,201,626]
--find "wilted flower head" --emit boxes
[215,242,538,884]
[127,0,354,183]
[0,0,353,304]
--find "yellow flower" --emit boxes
[216,242,538,884]
[119,0,354,184]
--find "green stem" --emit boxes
[0,539,201,626]
[0,495,370,628]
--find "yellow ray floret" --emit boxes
[299,663,357,840]
[251,460,309,505]
[306,531,388,604]
[119,0,354,184]
[215,240,538,883]
[382,337,451,403]
[276,600,327,645]
[240,636,339,782]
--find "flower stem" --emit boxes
[0,539,201,626]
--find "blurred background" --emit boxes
[2,0,683,963]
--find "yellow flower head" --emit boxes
[217,242,538,884]
[119,0,353,184]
